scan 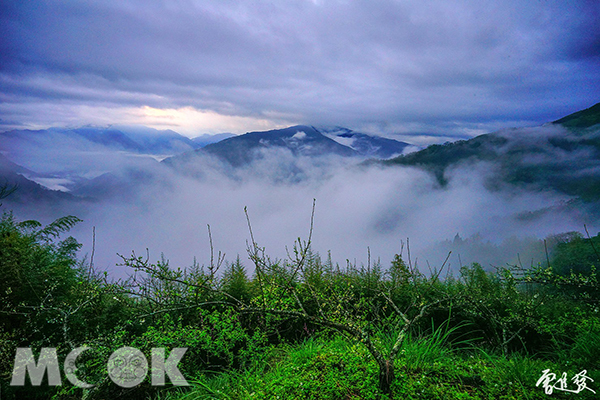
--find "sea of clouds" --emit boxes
[2,126,597,279]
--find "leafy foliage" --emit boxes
[550,231,600,276]
[1,208,599,399]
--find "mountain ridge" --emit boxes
[0,125,201,157]
[383,102,600,202]
[2,102,599,204]
[164,125,411,168]
[552,102,600,128]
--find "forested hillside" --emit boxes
[383,103,600,204]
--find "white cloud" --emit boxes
[292,131,307,140]
[0,101,294,136]
[4,124,588,277]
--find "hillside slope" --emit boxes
[383,102,600,202]
[164,125,410,168]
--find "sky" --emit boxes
[1,0,599,141]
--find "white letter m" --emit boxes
[10,348,62,386]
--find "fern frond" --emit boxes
[36,215,82,241]
[17,219,43,231]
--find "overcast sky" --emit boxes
[1,0,598,140]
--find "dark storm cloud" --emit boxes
[1,0,599,133]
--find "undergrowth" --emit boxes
[0,207,599,399]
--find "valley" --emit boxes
[1,104,599,275]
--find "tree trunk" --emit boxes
[378,359,395,394]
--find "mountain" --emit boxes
[317,126,410,159]
[0,154,84,206]
[205,125,356,165]
[552,103,600,129]
[192,133,236,147]
[111,125,201,154]
[0,152,32,176]
[382,102,600,202]
[63,127,146,151]
[0,125,188,201]
[0,125,200,158]
[165,125,410,168]
[69,166,163,201]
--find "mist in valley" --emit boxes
[2,123,598,280]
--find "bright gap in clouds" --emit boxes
[0,100,294,137]
[137,106,293,136]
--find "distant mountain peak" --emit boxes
[313,126,410,159]
[192,132,236,147]
[0,125,201,157]
[164,125,412,168]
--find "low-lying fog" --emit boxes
[3,126,597,279]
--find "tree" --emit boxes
[0,213,83,344]
[118,201,455,393]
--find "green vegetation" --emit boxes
[382,134,508,186]
[553,102,600,129]
[1,205,599,399]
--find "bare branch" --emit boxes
[584,224,600,264]
[88,226,96,280]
